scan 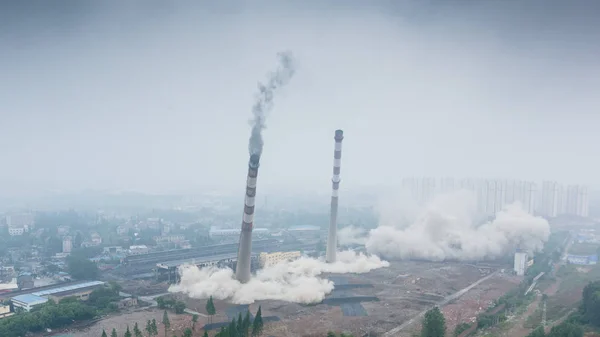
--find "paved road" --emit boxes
[383,271,499,337]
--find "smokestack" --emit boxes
[326,129,344,263]
[235,153,260,283]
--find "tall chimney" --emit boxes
[235,153,260,283]
[326,129,344,263]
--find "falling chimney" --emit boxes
[326,130,344,263]
[235,153,260,283]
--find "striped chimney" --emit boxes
[326,129,344,263]
[235,153,260,283]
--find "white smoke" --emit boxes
[338,226,368,246]
[169,250,389,304]
[366,190,551,261]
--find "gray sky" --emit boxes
[1,0,599,196]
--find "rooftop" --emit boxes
[287,225,321,231]
[157,252,250,268]
[12,294,48,305]
[31,281,105,297]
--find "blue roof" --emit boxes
[32,281,104,296]
[12,294,48,305]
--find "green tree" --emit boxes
[327,332,336,337]
[251,306,264,337]
[163,310,171,337]
[101,329,108,337]
[203,331,209,337]
[183,328,193,337]
[526,326,546,337]
[206,296,216,324]
[133,322,143,337]
[237,312,243,332]
[124,325,132,337]
[228,318,237,337]
[151,319,158,335]
[192,314,199,331]
[174,301,186,314]
[242,311,251,337]
[111,328,118,337]
[66,254,100,280]
[581,280,600,326]
[547,322,583,337]
[421,306,446,337]
[146,320,153,336]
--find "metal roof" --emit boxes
[31,281,105,296]
[12,294,48,305]
[157,252,247,268]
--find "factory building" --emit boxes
[259,251,301,268]
[566,254,598,266]
[10,281,105,311]
[210,227,269,238]
[11,294,48,312]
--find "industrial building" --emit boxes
[259,251,301,268]
[156,253,258,283]
[10,281,105,311]
[11,294,48,312]
[566,254,598,265]
[210,227,269,238]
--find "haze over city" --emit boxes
[1,2,600,337]
[1,0,599,197]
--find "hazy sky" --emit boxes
[1,0,599,196]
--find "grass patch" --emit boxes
[545,265,600,321]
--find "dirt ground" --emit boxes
[177,261,504,337]
[441,273,522,333]
[62,308,200,337]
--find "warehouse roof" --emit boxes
[12,294,48,305]
[31,281,105,297]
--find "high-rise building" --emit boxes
[62,236,72,253]
[540,181,560,217]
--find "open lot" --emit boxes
[58,260,520,337]
[175,261,506,336]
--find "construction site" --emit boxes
[168,259,520,337]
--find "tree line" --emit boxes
[0,284,123,337]
[213,306,264,337]
[418,280,600,337]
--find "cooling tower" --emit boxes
[235,153,260,283]
[326,129,344,263]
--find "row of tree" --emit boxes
[419,280,600,337]
[214,306,264,337]
[525,280,600,337]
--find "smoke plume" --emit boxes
[338,226,368,246]
[249,51,296,156]
[366,190,551,261]
[170,250,389,304]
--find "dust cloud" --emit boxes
[366,190,551,261]
[338,226,368,246]
[169,250,389,304]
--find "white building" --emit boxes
[514,251,528,276]
[540,181,560,217]
[11,294,48,312]
[8,227,25,236]
[62,236,72,253]
[259,251,301,268]
[129,245,149,255]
